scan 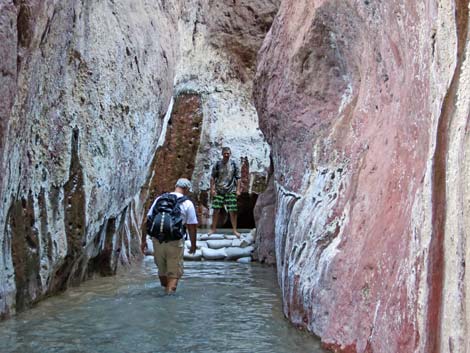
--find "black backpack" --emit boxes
[146,193,189,243]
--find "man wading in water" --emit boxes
[142,178,198,294]
[209,147,241,237]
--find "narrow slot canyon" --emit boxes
[1,1,470,352]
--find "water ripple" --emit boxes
[0,260,324,353]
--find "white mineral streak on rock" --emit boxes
[0,0,21,312]
[414,2,466,352]
[403,2,461,351]
[278,167,346,328]
[157,97,175,149]
[440,25,470,353]
[274,184,301,290]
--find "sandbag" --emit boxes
[231,239,242,247]
[237,257,252,263]
[241,233,255,243]
[184,249,202,261]
[225,246,254,260]
[207,239,233,249]
[197,240,208,249]
[201,247,227,260]
[239,237,254,248]
[185,239,207,249]
[200,233,225,240]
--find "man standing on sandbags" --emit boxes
[209,146,241,237]
[142,178,198,294]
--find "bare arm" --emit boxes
[187,224,198,254]
[234,161,241,196]
[141,228,148,253]
[142,200,158,254]
[210,176,216,197]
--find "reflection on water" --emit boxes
[0,258,325,353]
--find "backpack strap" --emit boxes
[172,195,190,241]
[171,195,190,217]
[175,195,189,205]
[214,159,238,178]
[214,160,221,178]
[231,160,238,177]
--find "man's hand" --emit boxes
[187,224,198,254]
[141,240,147,254]
[189,244,197,254]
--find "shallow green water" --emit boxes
[0,258,324,353]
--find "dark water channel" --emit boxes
[0,257,324,353]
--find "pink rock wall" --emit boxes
[206,0,280,82]
[253,171,276,264]
[254,0,470,352]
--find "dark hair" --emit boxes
[222,147,231,153]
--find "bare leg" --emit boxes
[209,209,220,235]
[159,275,168,288]
[229,211,240,237]
[165,278,179,294]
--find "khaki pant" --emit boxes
[152,238,184,279]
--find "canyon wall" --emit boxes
[0,0,275,318]
[0,0,179,318]
[254,0,470,352]
[161,0,276,228]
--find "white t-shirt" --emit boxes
[147,192,198,225]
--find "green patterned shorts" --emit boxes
[212,193,238,212]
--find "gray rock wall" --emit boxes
[0,0,179,317]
